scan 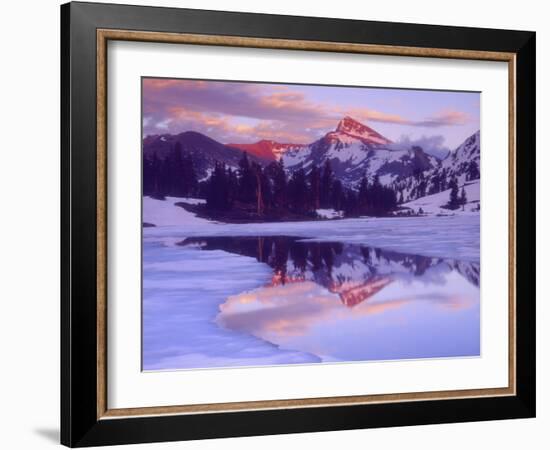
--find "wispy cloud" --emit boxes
[387,135,450,159]
[413,109,471,127]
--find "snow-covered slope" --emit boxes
[403,179,480,216]
[392,130,480,203]
[440,130,480,180]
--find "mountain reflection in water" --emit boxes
[177,236,480,362]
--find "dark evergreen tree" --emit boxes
[288,169,309,213]
[237,152,256,203]
[447,177,460,210]
[370,174,382,213]
[343,188,358,216]
[467,160,480,180]
[358,175,369,211]
[142,153,154,196]
[158,155,172,198]
[428,172,441,195]
[460,186,468,209]
[206,162,231,210]
[272,159,287,210]
[330,179,344,211]
[320,160,334,207]
[167,142,185,196]
[265,160,287,211]
[226,167,239,206]
[308,164,321,210]
[358,174,397,215]
[181,153,198,196]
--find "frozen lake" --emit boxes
[142,215,480,370]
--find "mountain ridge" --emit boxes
[143,117,479,196]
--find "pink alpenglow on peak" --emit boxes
[227,140,307,161]
[329,116,393,146]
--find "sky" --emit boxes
[142,78,480,156]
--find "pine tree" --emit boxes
[320,160,334,208]
[206,162,231,210]
[467,160,480,180]
[143,153,154,196]
[149,152,162,198]
[370,174,382,214]
[238,152,256,203]
[226,167,238,205]
[266,160,287,211]
[308,164,321,210]
[358,176,369,212]
[331,179,344,211]
[460,186,468,210]
[343,189,358,216]
[166,142,185,196]
[447,177,460,210]
[182,153,198,196]
[288,169,309,213]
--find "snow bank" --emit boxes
[142,196,207,227]
[316,208,344,219]
[403,180,480,216]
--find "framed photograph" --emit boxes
[61,1,535,447]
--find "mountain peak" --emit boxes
[336,116,364,132]
[333,116,392,145]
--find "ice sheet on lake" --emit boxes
[144,214,480,262]
[143,241,320,370]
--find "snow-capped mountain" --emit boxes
[143,131,269,180]
[282,116,439,186]
[143,119,479,196]
[226,140,306,161]
[392,130,480,203]
[440,130,480,179]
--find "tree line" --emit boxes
[204,152,397,217]
[143,142,198,198]
[143,146,399,218]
